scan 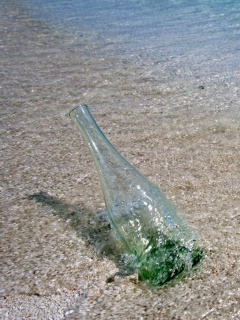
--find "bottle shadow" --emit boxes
[28,191,133,280]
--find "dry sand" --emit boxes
[1,3,239,319]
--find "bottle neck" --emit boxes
[69,104,125,172]
[69,105,144,204]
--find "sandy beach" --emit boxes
[1,2,239,319]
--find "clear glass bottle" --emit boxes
[69,104,203,285]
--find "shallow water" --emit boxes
[3,0,239,118]
[7,0,240,76]
[1,0,239,319]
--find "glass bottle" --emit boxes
[69,104,203,285]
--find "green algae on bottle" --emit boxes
[69,104,203,285]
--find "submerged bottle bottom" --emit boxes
[132,239,204,286]
[111,203,204,286]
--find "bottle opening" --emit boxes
[69,104,89,118]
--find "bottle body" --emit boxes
[69,105,203,285]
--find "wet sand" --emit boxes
[1,3,239,319]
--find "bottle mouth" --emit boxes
[69,104,88,117]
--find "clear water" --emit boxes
[18,0,240,78]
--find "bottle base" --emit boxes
[131,239,204,286]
